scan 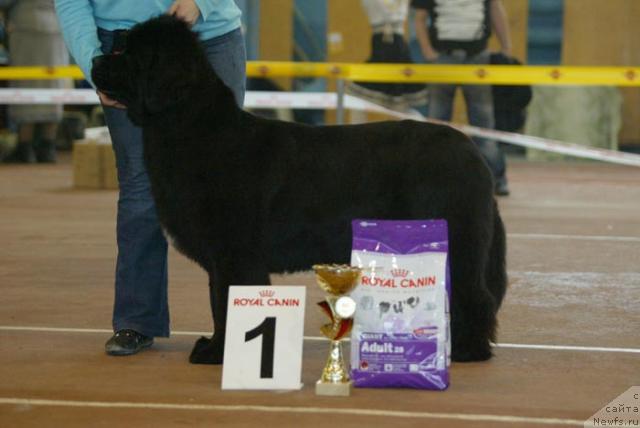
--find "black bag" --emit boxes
[490,53,532,132]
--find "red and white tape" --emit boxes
[1,88,639,167]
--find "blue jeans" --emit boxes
[428,50,506,182]
[98,27,246,338]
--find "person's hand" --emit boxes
[98,91,126,109]
[168,0,201,26]
[423,49,439,62]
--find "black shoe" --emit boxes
[3,142,35,163]
[494,178,510,197]
[34,139,56,163]
[105,329,153,356]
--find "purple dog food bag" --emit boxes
[350,219,451,390]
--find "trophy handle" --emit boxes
[317,298,353,341]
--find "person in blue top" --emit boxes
[54,0,246,358]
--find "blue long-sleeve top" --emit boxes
[54,0,242,86]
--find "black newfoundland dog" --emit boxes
[92,16,507,364]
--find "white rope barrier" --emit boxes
[2,88,639,167]
[443,122,640,167]
[0,88,98,104]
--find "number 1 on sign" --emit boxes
[222,286,306,390]
[245,317,276,379]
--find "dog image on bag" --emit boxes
[91,16,507,365]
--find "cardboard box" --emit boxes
[73,139,102,189]
[72,138,119,190]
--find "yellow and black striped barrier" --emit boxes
[0,62,638,86]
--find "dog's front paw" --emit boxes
[451,341,493,362]
[189,334,225,365]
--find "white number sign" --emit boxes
[221,286,306,390]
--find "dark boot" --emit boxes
[35,139,57,163]
[494,176,510,196]
[3,141,36,163]
[105,329,154,356]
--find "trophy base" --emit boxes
[315,380,353,396]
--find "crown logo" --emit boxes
[390,269,409,278]
[259,289,275,298]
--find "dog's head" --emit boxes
[92,15,211,126]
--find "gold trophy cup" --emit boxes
[312,264,361,396]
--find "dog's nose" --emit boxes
[92,55,108,69]
[91,55,111,88]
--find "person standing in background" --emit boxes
[412,0,512,196]
[347,0,428,110]
[3,0,69,163]
[54,0,246,358]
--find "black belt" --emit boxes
[439,47,485,58]
[112,30,129,54]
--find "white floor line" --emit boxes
[508,233,640,243]
[492,343,640,354]
[0,397,585,426]
[1,326,639,354]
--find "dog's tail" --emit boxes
[485,201,508,310]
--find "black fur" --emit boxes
[92,16,507,364]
